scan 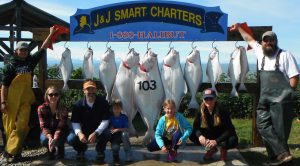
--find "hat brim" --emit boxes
[203,94,216,99]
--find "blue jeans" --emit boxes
[147,130,182,152]
[110,131,132,155]
[40,130,69,150]
[67,129,110,153]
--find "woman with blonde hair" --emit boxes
[189,88,238,161]
[37,86,69,160]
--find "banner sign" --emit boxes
[70,1,228,41]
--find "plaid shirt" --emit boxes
[38,102,69,140]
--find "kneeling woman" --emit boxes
[189,88,238,161]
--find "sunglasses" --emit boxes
[48,93,59,97]
[263,37,275,43]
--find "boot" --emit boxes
[220,147,228,161]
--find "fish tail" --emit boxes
[188,97,199,109]
[230,87,239,97]
[238,83,247,91]
[62,83,69,90]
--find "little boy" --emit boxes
[110,99,133,162]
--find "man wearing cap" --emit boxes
[0,26,58,163]
[189,88,238,161]
[67,79,111,162]
[230,23,299,165]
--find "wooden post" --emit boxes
[38,41,47,90]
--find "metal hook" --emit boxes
[64,41,68,49]
[169,41,174,49]
[192,41,197,49]
[128,41,132,50]
[106,41,111,49]
[87,42,91,49]
[235,41,239,48]
[147,41,150,50]
[212,41,216,49]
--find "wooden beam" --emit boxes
[0,41,13,55]
[0,25,32,31]
[32,28,69,42]
[227,26,272,41]
[0,37,32,41]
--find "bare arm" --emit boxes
[1,85,8,113]
[40,26,58,49]
[290,75,299,90]
[230,23,256,44]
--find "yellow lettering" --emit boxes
[129,8,135,18]
[164,7,170,18]
[195,15,202,26]
[157,6,163,17]
[188,12,195,24]
[177,9,182,20]
[106,11,111,23]
[141,7,147,17]
[170,8,177,19]
[121,8,129,19]
[115,10,120,21]
[182,10,188,22]
[94,14,99,27]
[151,6,157,17]
[135,7,141,17]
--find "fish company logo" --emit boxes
[70,1,228,41]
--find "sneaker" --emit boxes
[268,152,292,166]
[76,151,85,161]
[220,147,228,161]
[167,149,177,162]
[203,147,218,160]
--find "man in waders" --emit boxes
[230,23,299,165]
[0,26,58,164]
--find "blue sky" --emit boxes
[1,0,299,65]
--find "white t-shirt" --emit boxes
[249,41,300,80]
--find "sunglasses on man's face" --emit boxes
[48,93,59,97]
[263,37,275,43]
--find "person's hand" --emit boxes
[1,103,7,114]
[49,26,59,36]
[88,132,97,143]
[207,139,217,148]
[78,132,88,143]
[176,140,183,146]
[110,128,119,134]
[199,135,207,146]
[229,23,240,32]
[49,138,57,152]
[161,146,168,153]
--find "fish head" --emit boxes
[101,48,115,62]
[140,53,156,72]
[84,48,93,60]
[62,48,71,59]
[124,48,140,68]
[209,48,219,60]
[163,49,178,67]
[187,49,200,63]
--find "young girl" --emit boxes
[189,88,238,161]
[147,99,192,162]
[38,86,69,160]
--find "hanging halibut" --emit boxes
[184,48,202,109]
[83,48,94,79]
[206,48,222,95]
[228,46,249,97]
[99,47,117,103]
[111,48,140,136]
[59,48,73,90]
[134,49,165,144]
[161,49,187,111]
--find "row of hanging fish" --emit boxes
[58,45,249,144]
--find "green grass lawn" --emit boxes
[233,118,300,165]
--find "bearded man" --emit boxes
[230,23,299,166]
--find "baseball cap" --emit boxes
[16,41,29,50]
[262,31,277,41]
[83,80,97,89]
[202,88,217,100]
